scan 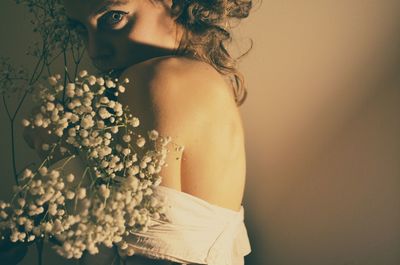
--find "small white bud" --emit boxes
[88,75,96,85]
[118,85,126,93]
[136,137,145,148]
[99,184,110,199]
[38,167,48,176]
[48,76,57,86]
[66,173,75,183]
[21,119,30,127]
[77,188,86,199]
[79,70,88,78]
[148,130,159,140]
[41,143,50,151]
[122,134,131,143]
[129,117,140,127]
[105,80,115,88]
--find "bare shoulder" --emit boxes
[119,56,238,142]
[121,56,235,104]
[120,56,246,208]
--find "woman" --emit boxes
[6,0,253,264]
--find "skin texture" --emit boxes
[22,0,247,264]
[118,56,246,211]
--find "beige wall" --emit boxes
[238,1,400,264]
[1,1,399,265]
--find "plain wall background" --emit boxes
[1,1,399,265]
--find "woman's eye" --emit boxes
[99,11,129,30]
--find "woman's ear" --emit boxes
[154,0,173,8]
[166,0,175,9]
[168,0,182,19]
[154,0,178,18]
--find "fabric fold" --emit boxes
[121,185,251,265]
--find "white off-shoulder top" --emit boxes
[119,185,252,265]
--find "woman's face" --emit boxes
[64,0,182,72]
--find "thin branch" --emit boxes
[2,94,19,184]
[47,49,64,65]
[2,95,12,120]
[10,121,18,185]
[73,46,86,80]
[62,49,68,104]
[28,45,45,85]
[12,87,31,121]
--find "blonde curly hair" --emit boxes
[171,0,253,106]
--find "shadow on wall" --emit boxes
[238,0,400,265]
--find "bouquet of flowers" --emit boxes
[0,0,179,263]
[1,70,171,259]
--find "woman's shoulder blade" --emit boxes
[120,56,236,112]
[119,56,238,145]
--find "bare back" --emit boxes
[119,56,247,211]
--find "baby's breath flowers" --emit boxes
[0,71,180,259]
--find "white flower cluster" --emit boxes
[0,71,175,259]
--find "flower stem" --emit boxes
[36,239,44,265]
[10,119,19,185]
[2,95,19,185]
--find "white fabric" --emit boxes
[120,185,252,265]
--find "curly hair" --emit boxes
[171,0,253,106]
